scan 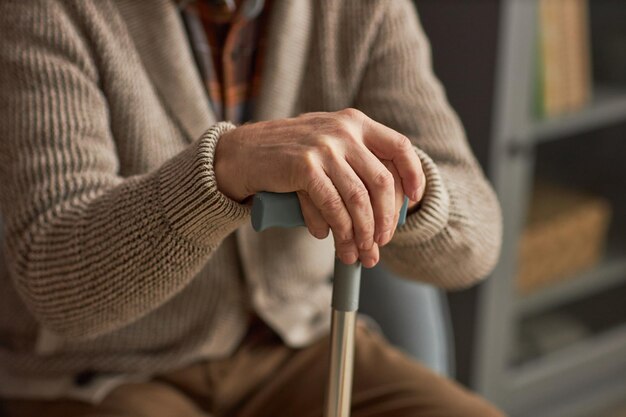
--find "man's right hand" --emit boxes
[214,109,425,267]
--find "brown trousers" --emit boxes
[3,320,504,417]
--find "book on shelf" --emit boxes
[535,0,592,119]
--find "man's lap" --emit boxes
[2,320,504,417]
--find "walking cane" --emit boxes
[251,192,408,417]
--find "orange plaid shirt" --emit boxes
[180,0,270,124]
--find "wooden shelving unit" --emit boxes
[517,251,626,316]
[529,86,626,143]
[473,1,626,416]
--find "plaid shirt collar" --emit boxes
[180,0,268,124]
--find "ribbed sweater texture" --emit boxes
[0,0,502,401]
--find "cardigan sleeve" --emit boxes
[0,1,249,340]
[354,0,502,289]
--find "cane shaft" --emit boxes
[325,310,357,417]
[324,260,361,417]
[250,192,408,417]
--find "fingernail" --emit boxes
[363,257,377,268]
[381,231,392,246]
[342,252,358,265]
[315,229,329,239]
[375,232,384,245]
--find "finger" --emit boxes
[359,242,380,269]
[361,119,423,201]
[324,156,376,251]
[382,160,405,243]
[305,170,359,264]
[297,191,329,239]
[346,146,396,246]
[416,166,427,203]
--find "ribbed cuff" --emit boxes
[391,147,450,245]
[158,122,251,247]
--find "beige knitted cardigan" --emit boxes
[0,0,501,401]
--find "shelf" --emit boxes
[508,324,626,417]
[510,323,626,390]
[517,253,626,316]
[528,87,626,143]
[477,1,626,414]
[528,375,626,417]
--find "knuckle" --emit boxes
[305,175,326,197]
[320,194,344,213]
[314,135,340,158]
[373,169,394,189]
[397,135,412,151]
[336,109,364,137]
[320,144,335,159]
[313,134,332,147]
[330,219,353,242]
[301,149,317,167]
[343,131,361,145]
[301,155,320,181]
[334,232,354,247]
[347,185,369,208]
[356,218,375,236]
[379,212,395,231]
[340,107,364,120]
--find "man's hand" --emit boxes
[214,109,426,267]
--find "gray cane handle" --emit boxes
[251,192,408,231]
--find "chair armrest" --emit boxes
[359,264,455,376]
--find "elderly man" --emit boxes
[0,0,503,416]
